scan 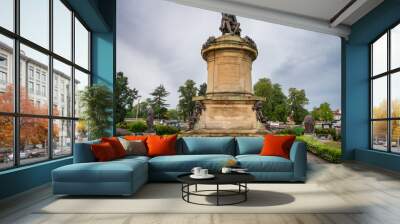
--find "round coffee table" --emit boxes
[177,173,255,206]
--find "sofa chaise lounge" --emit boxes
[52,137,307,196]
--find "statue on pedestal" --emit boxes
[146,105,154,133]
[253,101,269,129]
[188,102,205,130]
[304,115,315,134]
[220,13,241,35]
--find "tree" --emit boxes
[288,88,309,124]
[0,85,58,150]
[150,85,169,119]
[254,78,289,122]
[80,84,113,139]
[166,109,179,120]
[115,72,139,124]
[178,79,198,121]
[311,107,321,121]
[311,102,334,122]
[319,102,334,122]
[198,82,207,96]
[133,98,151,119]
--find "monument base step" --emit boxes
[180,129,270,137]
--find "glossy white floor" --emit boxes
[1,153,400,224]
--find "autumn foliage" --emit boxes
[0,85,59,151]
[372,99,400,141]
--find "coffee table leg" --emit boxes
[245,183,247,201]
[216,184,220,206]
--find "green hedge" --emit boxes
[275,127,304,136]
[155,125,180,135]
[128,121,147,133]
[296,135,341,163]
[126,121,180,135]
[315,128,341,141]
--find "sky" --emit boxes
[116,0,341,110]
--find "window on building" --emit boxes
[29,67,34,80]
[35,70,40,81]
[0,0,91,170]
[28,81,34,94]
[371,23,400,154]
[0,55,7,67]
[0,34,13,113]
[0,54,7,86]
[42,85,46,97]
[0,71,6,85]
[53,59,72,117]
[35,83,40,95]
[41,73,46,82]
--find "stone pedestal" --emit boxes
[190,34,268,135]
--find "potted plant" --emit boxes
[79,84,113,140]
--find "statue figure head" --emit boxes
[220,13,241,35]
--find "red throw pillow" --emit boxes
[146,135,177,157]
[260,134,296,159]
[124,135,148,142]
[91,142,117,161]
[101,137,126,158]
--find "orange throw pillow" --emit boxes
[101,137,126,158]
[146,135,177,157]
[260,134,296,159]
[124,135,148,142]
[91,142,117,161]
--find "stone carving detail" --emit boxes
[188,101,205,130]
[252,101,269,129]
[303,115,315,134]
[202,36,216,50]
[220,13,241,35]
[244,35,257,51]
[146,105,155,133]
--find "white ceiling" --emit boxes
[166,0,384,38]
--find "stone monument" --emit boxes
[188,13,268,136]
[303,115,315,134]
[145,105,155,133]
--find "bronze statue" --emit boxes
[244,35,257,51]
[304,115,315,134]
[146,105,154,133]
[252,101,270,130]
[220,13,241,35]
[188,102,205,130]
[202,36,216,50]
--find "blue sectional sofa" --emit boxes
[52,137,307,196]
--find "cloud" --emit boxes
[117,0,341,110]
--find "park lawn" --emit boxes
[296,135,342,163]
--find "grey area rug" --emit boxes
[38,183,362,214]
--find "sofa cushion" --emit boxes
[236,137,263,155]
[124,135,148,142]
[53,159,147,183]
[149,154,235,172]
[119,138,147,156]
[147,135,177,157]
[91,142,118,161]
[101,137,127,158]
[178,137,235,155]
[236,155,293,172]
[260,135,296,159]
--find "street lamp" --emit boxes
[136,96,142,120]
